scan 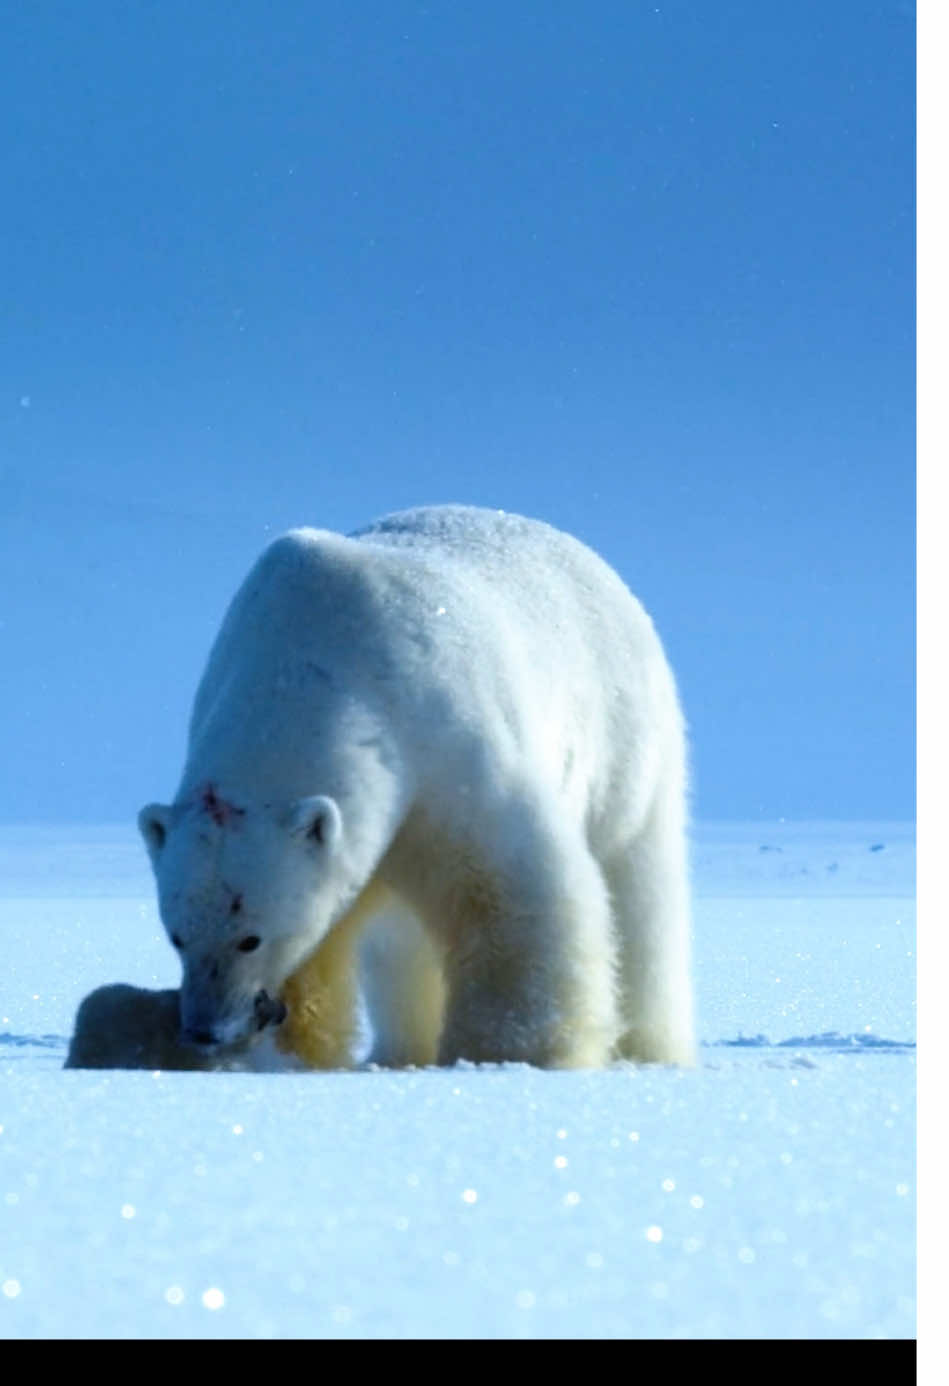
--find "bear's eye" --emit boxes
[171,933,184,950]
[238,935,261,953]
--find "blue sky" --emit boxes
[0,1,914,822]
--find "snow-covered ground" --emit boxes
[0,822,915,1338]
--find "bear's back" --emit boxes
[344,506,681,844]
[351,505,624,595]
[349,505,653,642]
[187,505,678,816]
[353,505,678,779]
[196,503,670,727]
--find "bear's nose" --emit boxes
[254,990,287,1031]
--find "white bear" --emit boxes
[135,505,694,1069]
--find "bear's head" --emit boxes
[138,784,346,1051]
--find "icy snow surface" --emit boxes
[0,822,915,1338]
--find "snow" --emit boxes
[0,822,915,1339]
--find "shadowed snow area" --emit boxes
[0,822,915,1338]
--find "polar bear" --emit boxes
[129,504,693,1070]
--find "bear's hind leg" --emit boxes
[432,816,619,1069]
[606,789,695,1066]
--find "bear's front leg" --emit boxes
[275,877,391,1069]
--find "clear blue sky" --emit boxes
[0,1,914,823]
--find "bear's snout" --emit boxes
[254,989,288,1032]
[178,991,286,1049]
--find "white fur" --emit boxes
[139,505,695,1068]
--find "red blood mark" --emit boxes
[199,783,245,828]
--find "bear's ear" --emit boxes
[138,803,172,861]
[286,795,343,851]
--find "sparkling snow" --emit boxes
[0,822,915,1339]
